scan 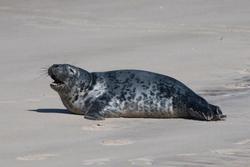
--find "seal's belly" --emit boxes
[103,96,184,118]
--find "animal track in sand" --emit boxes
[129,157,154,166]
[82,158,110,166]
[101,139,134,146]
[16,153,58,161]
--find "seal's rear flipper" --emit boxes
[188,103,226,121]
[212,114,227,121]
[209,104,226,121]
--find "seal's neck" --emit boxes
[83,73,96,91]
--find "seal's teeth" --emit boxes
[51,81,63,85]
[50,83,57,86]
[51,77,64,85]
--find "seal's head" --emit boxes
[48,64,92,96]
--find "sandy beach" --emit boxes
[1,0,250,166]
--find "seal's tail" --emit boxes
[209,104,226,121]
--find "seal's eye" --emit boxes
[69,67,75,75]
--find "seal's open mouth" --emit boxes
[50,74,64,88]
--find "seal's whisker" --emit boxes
[39,66,50,77]
[39,73,49,78]
[40,68,49,72]
[34,72,49,80]
[40,65,51,72]
[33,67,50,81]
[39,70,49,77]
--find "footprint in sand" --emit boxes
[82,158,110,166]
[101,139,134,146]
[129,157,154,166]
[16,153,58,161]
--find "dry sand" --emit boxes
[1,0,250,166]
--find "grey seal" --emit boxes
[48,64,226,121]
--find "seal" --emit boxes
[48,64,226,121]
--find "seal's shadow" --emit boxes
[29,108,72,114]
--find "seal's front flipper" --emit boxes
[84,112,104,120]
